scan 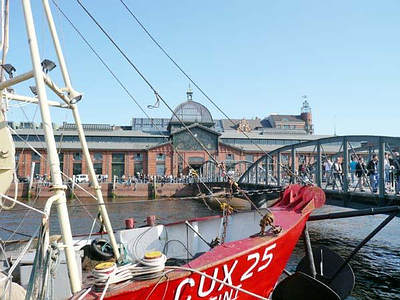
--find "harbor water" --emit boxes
[0,198,399,299]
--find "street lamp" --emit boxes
[1,64,16,78]
[29,86,38,96]
[41,59,56,73]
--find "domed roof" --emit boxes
[170,90,213,124]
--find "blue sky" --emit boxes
[4,0,400,136]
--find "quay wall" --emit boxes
[5,182,201,200]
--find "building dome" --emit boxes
[170,89,213,124]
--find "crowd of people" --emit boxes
[18,153,400,195]
[323,152,400,194]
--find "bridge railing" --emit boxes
[238,135,400,200]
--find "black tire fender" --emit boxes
[90,239,115,261]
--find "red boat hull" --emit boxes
[77,185,325,300]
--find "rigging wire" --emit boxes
[50,0,224,210]
[118,0,308,185]
[74,0,273,216]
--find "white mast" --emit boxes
[21,0,81,293]
[41,0,120,261]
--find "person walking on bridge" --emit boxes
[394,152,400,195]
[355,157,366,192]
[332,157,343,190]
[349,156,357,186]
[367,154,379,193]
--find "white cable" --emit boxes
[0,192,46,215]
[77,287,92,300]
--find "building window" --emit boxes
[226,154,234,161]
[156,153,166,161]
[135,153,143,161]
[94,163,102,175]
[112,153,125,178]
[134,162,143,176]
[93,152,103,161]
[245,154,253,162]
[156,163,165,176]
[58,153,64,173]
[73,163,82,175]
[32,151,41,161]
[33,162,41,177]
[73,152,82,161]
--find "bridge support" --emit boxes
[255,160,259,184]
[291,146,296,184]
[343,137,349,194]
[277,153,281,186]
[265,156,269,185]
[378,138,385,200]
[316,142,322,187]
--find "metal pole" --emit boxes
[277,153,281,186]
[303,224,317,278]
[0,70,34,90]
[265,156,269,185]
[28,161,35,191]
[42,0,120,260]
[330,212,396,282]
[378,138,385,199]
[21,0,81,292]
[0,0,9,83]
[255,161,259,184]
[343,137,349,193]
[316,142,322,187]
[291,146,296,184]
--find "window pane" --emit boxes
[112,153,125,163]
[32,151,41,161]
[73,163,82,175]
[94,163,102,174]
[134,162,143,175]
[156,164,165,176]
[94,153,103,161]
[156,153,166,161]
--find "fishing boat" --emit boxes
[4,1,397,300]
[0,1,327,299]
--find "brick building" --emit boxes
[12,90,329,179]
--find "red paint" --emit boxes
[72,185,325,300]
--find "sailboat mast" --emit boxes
[21,0,81,293]
[41,0,120,260]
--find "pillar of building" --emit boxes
[125,152,134,177]
[103,152,112,179]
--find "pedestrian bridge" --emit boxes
[236,135,400,204]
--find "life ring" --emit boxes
[90,239,115,261]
